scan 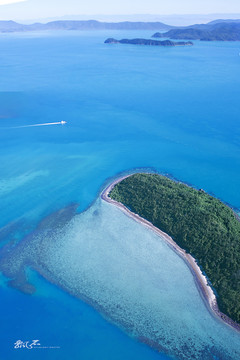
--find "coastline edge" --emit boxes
[101,173,240,333]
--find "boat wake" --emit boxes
[3,121,67,129]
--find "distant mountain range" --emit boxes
[0,20,172,32]
[0,19,240,41]
[152,21,240,41]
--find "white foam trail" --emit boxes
[5,121,67,129]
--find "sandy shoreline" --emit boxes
[101,174,240,333]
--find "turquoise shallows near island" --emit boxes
[0,30,240,360]
[107,173,240,325]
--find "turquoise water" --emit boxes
[0,30,240,359]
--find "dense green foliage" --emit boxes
[109,174,240,323]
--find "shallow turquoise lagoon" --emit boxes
[0,31,240,359]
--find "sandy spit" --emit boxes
[101,174,240,333]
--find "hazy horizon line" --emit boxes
[1,12,240,26]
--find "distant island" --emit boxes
[153,22,240,41]
[104,38,193,46]
[102,173,240,328]
[0,19,240,40]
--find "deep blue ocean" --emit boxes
[0,30,240,360]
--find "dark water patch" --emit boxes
[0,219,25,248]
[8,275,35,295]
[0,203,78,292]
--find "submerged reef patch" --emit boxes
[0,199,239,359]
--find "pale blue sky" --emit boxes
[0,0,240,20]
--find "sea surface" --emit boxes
[0,30,240,360]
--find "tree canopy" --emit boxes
[109,173,240,323]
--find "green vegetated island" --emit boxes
[104,38,193,47]
[108,173,240,325]
[153,22,240,41]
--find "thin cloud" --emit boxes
[0,0,26,5]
